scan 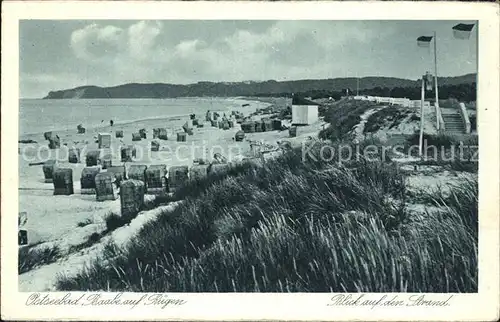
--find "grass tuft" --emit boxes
[77,218,93,227]
[319,100,377,142]
[19,244,61,274]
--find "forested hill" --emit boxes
[43,73,476,99]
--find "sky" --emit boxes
[19,20,477,98]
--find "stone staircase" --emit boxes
[441,109,466,134]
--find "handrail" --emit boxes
[435,103,446,133]
[458,102,471,134]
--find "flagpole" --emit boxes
[475,23,478,104]
[419,76,425,158]
[433,31,440,131]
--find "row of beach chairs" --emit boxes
[41,158,259,223]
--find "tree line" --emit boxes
[253,82,476,103]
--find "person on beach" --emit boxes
[110,120,114,126]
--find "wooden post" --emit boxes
[419,76,426,158]
[433,31,440,131]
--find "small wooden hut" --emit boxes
[157,128,168,140]
[80,166,102,194]
[106,166,126,187]
[153,128,160,139]
[177,132,187,142]
[121,145,137,162]
[168,166,189,191]
[19,229,28,245]
[132,133,142,141]
[127,165,148,190]
[86,150,102,167]
[291,96,319,125]
[68,147,81,163]
[262,119,273,132]
[235,131,245,142]
[272,119,282,131]
[190,164,209,181]
[98,133,111,149]
[53,168,73,195]
[254,122,263,133]
[151,140,160,152]
[241,121,256,133]
[95,172,118,201]
[101,153,112,169]
[43,160,58,183]
[120,179,145,219]
[145,164,168,195]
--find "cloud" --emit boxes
[127,21,163,60]
[61,20,472,91]
[70,23,125,61]
[69,20,364,83]
[71,20,165,63]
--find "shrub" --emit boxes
[405,133,478,172]
[105,213,130,232]
[406,132,457,151]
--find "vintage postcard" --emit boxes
[1,1,499,321]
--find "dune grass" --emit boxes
[363,106,414,133]
[405,133,478,173]
[319,100,378,142]
[55,139,477,292]
[19,244,61,274]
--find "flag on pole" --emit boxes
[417,36,433,47]
[452,23,475,39]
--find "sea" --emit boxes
[19,97,264,136]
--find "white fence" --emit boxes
[353,95,430,108]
